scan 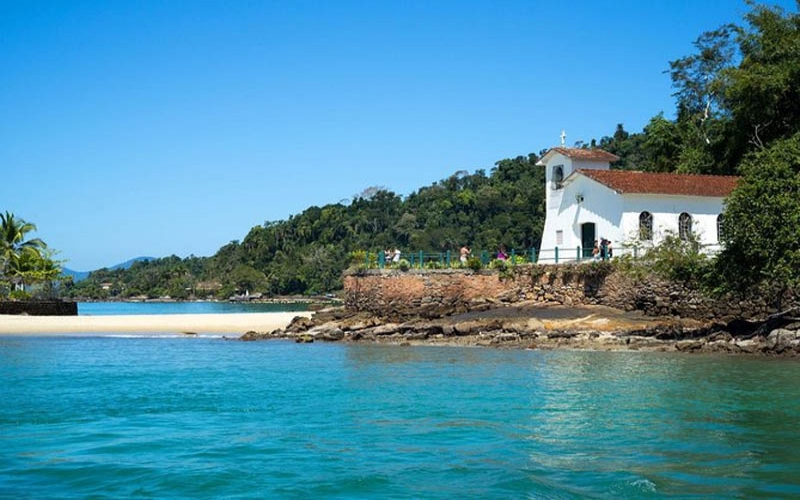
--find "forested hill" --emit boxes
[67,154,548,299]
[68,2,800,302]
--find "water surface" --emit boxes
[1,340,799,498]
[78,301,309,316]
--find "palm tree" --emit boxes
[0,211,47,280]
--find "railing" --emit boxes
[359,243,723,269]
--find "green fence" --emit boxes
[359,242,723,269]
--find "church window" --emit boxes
[552,165,564,189]
[717,214,725,242]
[639,211,653,240]
[679,212,692,240]
[556,230,563,245]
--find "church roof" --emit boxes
[576,169,740,197]
[546,147,620,162]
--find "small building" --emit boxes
[535,146,739,263]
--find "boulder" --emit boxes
[372,323,402,336]
[766,329,800,352]
[502,318,545,334]
[285,316,313,333]
[321,328,345,341]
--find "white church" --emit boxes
[535,143,739,263]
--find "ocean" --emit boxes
[1,338,799,498]
[77,301,310,316]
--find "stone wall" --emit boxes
[0,300,78,316]
[343,265,793,321]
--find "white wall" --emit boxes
[540,174,624,262]
[620,195,726,251]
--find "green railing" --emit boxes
[364,248,539,269]
[360,243,723,269]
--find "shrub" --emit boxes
[9,289,31,301]
[509,255,527,265]
[466,256,483,271]
[489,259,515,280]
[397,259,410,271]
[577,260,614,279]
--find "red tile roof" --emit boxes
[577,169,740,197]
[550,147,620,162]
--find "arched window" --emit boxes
[639,211,653,240]
[717,213,725,242]
[552,165,564,189]
[679,212,692,241]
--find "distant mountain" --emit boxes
[61,268,90,282]
[108,256,155,271]
[62,256,155,282]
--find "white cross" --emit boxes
[560,130,566,147]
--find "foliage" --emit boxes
[466,256,483,272]
[641,232,714,284]
[612,232,714,287]
[716,133,800,305]
[577,260,615,279]
[9,289,31,301]
[0,212,64,298]
[397,258,410,272]
[488,258,514,280]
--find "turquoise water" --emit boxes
[2,340,800,498]
[78,301,309,316]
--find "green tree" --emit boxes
[0,211,46,278]
[716,133,800,306]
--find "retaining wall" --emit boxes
[343,265,792,321]
[0,300,78,316]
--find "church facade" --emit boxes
[535,147,739,263]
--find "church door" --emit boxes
[581,223,596,259]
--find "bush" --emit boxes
[577,260,615,279]
[489,258,514,280]
[9,289,31,301]
[509,255,527,265]
[466,256,483,271]
[397,258,410,271]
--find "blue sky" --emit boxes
[1,0,795,270]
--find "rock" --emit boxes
[676,340,704,352]
[296,334,314,343]
[502,318,545,334]
[321,328,344,341]
[285,316,313,333]
[372,323,402,336]
[766,328,800,352]
[240,330,262,341]
[734,338,762,354]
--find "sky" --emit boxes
[1,0,796,271]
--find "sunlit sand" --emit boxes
[0,312,311,337]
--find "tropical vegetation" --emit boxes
[0,211,63,299]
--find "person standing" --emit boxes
[460,245,471,263]
[497,245,508,261]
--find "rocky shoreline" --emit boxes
[241,302,800,357]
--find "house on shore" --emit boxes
[535,147,739,263]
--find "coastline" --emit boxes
[242,304,800,357]
[0,312,311,336]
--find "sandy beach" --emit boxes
[0,312,312,336]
